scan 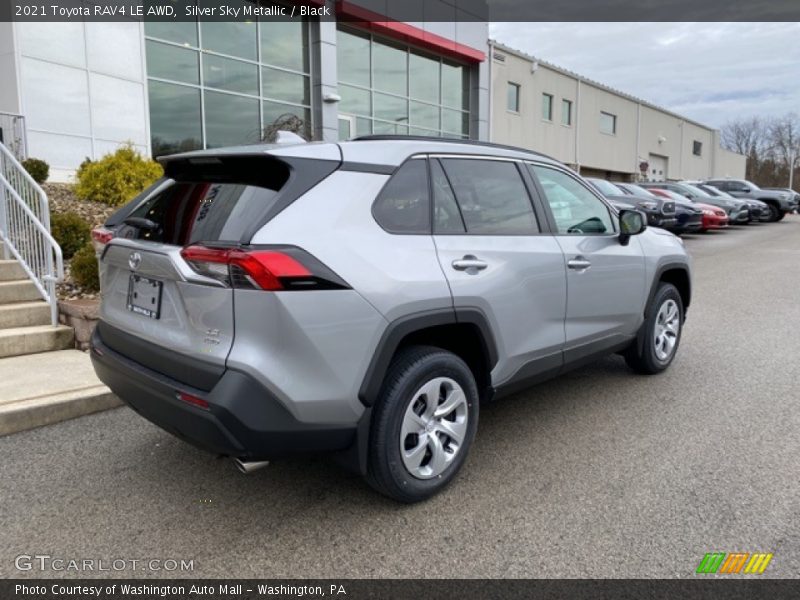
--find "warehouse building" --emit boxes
[490,42,746,182]
[0,1,489,180]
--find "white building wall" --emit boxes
[491,43,746,182]
[0,22,20,115]
[13,21,149,181]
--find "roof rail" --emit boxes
[351,135,556,161]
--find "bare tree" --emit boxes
[767,113,800,167]
[720,116,767,156]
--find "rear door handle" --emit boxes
[452,256,488,272]
[567,256,592,271]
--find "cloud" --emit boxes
[489,22,800,127]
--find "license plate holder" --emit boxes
[127,274,163,319]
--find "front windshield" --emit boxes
[746,180,761,190]
[682,183,715,198]
[590,179,623,196]
[701,185,734,199]
[625,184,657,198]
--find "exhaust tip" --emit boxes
[233,458,270,474]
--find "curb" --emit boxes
[0,385,122,436]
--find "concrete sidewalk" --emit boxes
[0,349,121,435]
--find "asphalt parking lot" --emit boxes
[1,218,799,579]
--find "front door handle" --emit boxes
[567,256,592,271]
[452,255,488,272]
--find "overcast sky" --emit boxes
[489,22,800,128]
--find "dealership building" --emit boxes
[0,1,489,180]
[489,42,746,182]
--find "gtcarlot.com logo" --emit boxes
[15,554,195,572]
[696,552,773,574]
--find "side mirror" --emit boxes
[619,209,646,246]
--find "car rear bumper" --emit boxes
[90,323,356,459]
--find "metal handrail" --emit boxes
[0,141,63,326]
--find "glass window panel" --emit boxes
[262,101,311,140]
[204,54,258,95]
[441,159,538,234]
[442,108,468,135]
[373,121,408,134]
[373,92,407,124]
[441,61,468,110]
[262,67,309,105]
[338,118,352,140]
[507,83,520,112]
[337,28,371,87]
[530,165,614,234]
[373,40,407,96]
[410,101,439,130]
[146,40,199,85]
[431,159,466,233]
[409,127,439,137]
[372,159,430,234]
[410,52,440,103]
[356,117,372,136]
[148,81,202,157]
[542,93,553,120]
[204,91,260,148]
[339,84,371,116]
[200,20,257,60]
[145,22,198,47]
[562,99,572,125]
[600,111,617,134]
[261,21,308,72]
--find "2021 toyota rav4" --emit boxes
[90,136,692,503]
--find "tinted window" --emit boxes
[121,158,290,245]
[440,159,538,234]
[530,165,614,234]
[373,160,430,234]
[431,160,465,234]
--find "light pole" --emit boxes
[789,149,797,191]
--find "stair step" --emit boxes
[0,325,74,358]
[0,280,41,304]
[0,259,27,281]
[0,301,51,328]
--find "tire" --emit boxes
[624,283,684,375]
[776,211,786,222]
[766,203,781,222]
[366,345,479,503]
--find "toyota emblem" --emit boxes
[128,251,142,270]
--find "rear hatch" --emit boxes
[98,151,339,388]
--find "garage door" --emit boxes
[648,154,668,182]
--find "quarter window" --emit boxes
[372,160,430,234]
[440,159,538,235]
[530,165,614,234]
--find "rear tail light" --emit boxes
[180,245,349,291]
[91,226,114,253]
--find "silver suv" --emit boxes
[90,136,691,503]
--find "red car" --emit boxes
[648,188,728,232]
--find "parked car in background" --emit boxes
[693,183,771,222]
[762,187,800,213]
[88,135,693,503]
[585,178,677,230]
[640,181,750,224]
[703,179,796,221]
[645,188,703,234]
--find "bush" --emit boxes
[75,145,163,207]
[50,212,91,260]
[22,158,49,184]
[71,243,100,292]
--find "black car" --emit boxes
[694,183,770,222]
[584,178,678,230]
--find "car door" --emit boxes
[431,156,567,388]
[527,163,647,362]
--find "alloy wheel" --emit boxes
[653,298,680,361]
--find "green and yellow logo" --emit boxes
[696,552,773,574]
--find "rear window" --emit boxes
[118,156,290,245]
